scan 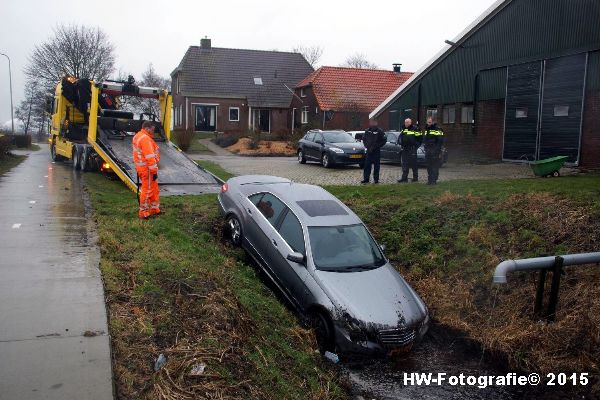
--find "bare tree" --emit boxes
[15,81,48,136]
[293,45,323,68]
[343,53,378,69]
[24,24,115,91]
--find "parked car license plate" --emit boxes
[350,154,363,159]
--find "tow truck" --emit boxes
[49,76,220,195]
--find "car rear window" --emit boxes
[296,200,348,217]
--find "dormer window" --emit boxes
[300,88,306,97]
[253,77,263,85]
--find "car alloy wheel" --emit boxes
[321,153,330,168]
[298,150,306,164]
[311,311,334,352]
[227,215,242,246]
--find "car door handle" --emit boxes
[272,239,278,247]
[246,208,252,214]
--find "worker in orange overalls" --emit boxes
[132,121,160,219]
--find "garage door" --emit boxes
[503,53,588,164]
[538,53,587,163]
[503,62,542,161]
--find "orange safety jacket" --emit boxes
[132,128,160,174]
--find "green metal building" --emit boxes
[371,0,600,167]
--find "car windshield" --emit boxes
[308,224,386,271]
[322,131,355,144]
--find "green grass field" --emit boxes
[85,174,345,399]
[0,154,26,176]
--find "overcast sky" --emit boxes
[0,0,497,124]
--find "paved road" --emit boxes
[0,147,113,400]
[195,152,550,186]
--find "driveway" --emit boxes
[196,152,560,186]
[0,146,113,399]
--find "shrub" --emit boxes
[248,129,261,150]
[288,129,304,150]
[172,129,194,151]
[0,135,10,159]
[212,133,239,148]
[14,134,32,148]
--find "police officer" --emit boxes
[361,118,387,184]
[398,118,422,183]
[423,117,444,185]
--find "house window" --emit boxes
[554,105,569,117]
[300,88,306,97]
[426,108,438,121]
[301,106,309,124]
[461,105,474,124]
[442,106,456,124]
[515,108,528,118]
[253,77,263,85]
[229,107,240,122]
[176,76,181,94]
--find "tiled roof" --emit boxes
[173,46,314,108]
[296,66,412,112]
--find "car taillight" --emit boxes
[220,183,228,193]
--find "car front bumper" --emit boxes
[331,152,365,165]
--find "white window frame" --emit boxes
[461,105,474,124]
[301,106,309,124]
[300,88,306,98]
[443,105,456,124]
[426,108,438,121]
[229,107,240,122]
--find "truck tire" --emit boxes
[79,147,88,172]
[51,142,63,162]
[72,146,81,170]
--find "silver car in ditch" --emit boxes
[217,175,429,355]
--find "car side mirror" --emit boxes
[287,252,305,265]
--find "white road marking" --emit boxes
[29,200,36,204]
[38,185,44,188]
[12,224,21,229]
[44,175,48,178]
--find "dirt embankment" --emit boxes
[336,183,600,395]
[227,138,296,157]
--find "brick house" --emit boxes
[171,38,313,134]
[291,66,412,131]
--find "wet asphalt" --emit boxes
[0,146,113,399]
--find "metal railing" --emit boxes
[493,252,600,321]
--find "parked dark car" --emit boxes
[218,175,430,356]
[381,131,449,165]
[297,130,366,168]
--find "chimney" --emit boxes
[200,37,211,49]
[393,63,402,73]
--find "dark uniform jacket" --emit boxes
[423,123,444,151]
[362,126,387,153]
[400,124,422,148]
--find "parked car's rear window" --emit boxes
[308,224,385,271]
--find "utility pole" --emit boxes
[0,52,14,134]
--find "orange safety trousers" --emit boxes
[133,129,160,219]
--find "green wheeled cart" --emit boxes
[529,156,569,177]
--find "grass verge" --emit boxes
[326,175,600,392]
[85,174,346,399]
[0,153,27,176]
[196,160,234,181]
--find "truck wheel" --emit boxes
[51,142,62,162]
[72,146,81,170]
[79,148,88,172]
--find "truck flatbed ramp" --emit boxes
[97,128,221,195]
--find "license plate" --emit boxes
[350,154,363,159]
